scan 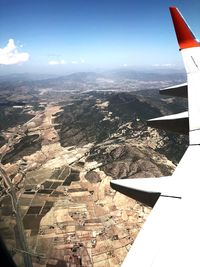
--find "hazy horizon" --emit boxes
[0,65,186,78]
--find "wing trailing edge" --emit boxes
[147,111,189,134]
[119,146,200,266]
[110,176,181,207]
[110,179,160,207]
[159,83,188,98]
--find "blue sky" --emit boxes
[0,0,200,74]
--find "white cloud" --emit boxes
[48,58,85,65]
[0,39,29,65]
[122,63,128,67]
[80,58,85,64]
[152,63,175,68]
[72,58,85,64]
[48,59,66,65]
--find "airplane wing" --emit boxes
[112,145,200,266]
[110,6,200,266]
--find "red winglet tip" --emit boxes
[169,7,200,49]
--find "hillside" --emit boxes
[0,73,188,267]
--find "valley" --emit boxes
[0,71,188,267]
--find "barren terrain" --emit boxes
[0,72,188,267]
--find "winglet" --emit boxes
[169,6,200,50]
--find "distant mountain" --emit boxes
[104,69,186,81]
[0,73,59,82]
[0,70,186,92]
[0,69,186,82]
[43,69,186,83]
[59,72,101,82]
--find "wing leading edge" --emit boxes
[110,6,200,266]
